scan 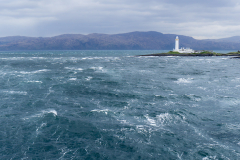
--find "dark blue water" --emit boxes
[1,50,240,159]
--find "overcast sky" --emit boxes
[0,0,239,39]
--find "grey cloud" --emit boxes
[0,0,239,39]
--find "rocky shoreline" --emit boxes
[139,51,240,57]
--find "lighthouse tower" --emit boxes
[174,36,179,51]
[172,36,194,53]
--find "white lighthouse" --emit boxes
[174,36,179,51]
[173,36,194,53]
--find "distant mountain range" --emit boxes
[205,36,240,43]
[0,31,239,50]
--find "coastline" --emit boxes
[138,51,240,57]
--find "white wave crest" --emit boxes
[27,81,42,83]
[85,76,93,81]
[90,67,103,71]
[65,67,83,71]
[145,112,185,127]
[3,91,27,95]
[22,109,57,120]
[175,78,193,84]
[0,57,47,60]
[82,57,102,60]
[157,113,173,124]
[19,69,49,74]
[202,156,217,160]
[42,109,58,116]
[91,109,109,115]
[145,115,157,126]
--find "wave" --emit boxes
[145,112,186,127]
[18,69,50,74]
[0,57,47,61]
[64,67,83,71]
[85,76,93,81]
[22,109,58,120]
[91,109,110,115]
[3,91,27,95]
[69,78,77,81]
[27,81,43,83]
[174,78,193,84]
[90,67,104,71]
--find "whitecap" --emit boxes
[202,156,217,160]
[136,125,145,130]
[0,57,47,61]
[69,78,77,81]
[85,76,93,81]
[35,109,58,117]
[145,115,157,126]
[91,109,109,115]
[19,69,49,74]
[64,67,83,71]
[155,95,166,99]
[175,78,193,84]
[3,91,27,95]
[157,113,172,124]
[0,57,25,60]
[44,109,58,116]
[22,109,57,120]
[144,112,186,127]
[89,67,106,73]
[76,68,83,71]
[27,81,42,83]
[81,57,105,60]
[90,67,103,71]
[34,69,49,73]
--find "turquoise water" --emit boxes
[0,50,240,159]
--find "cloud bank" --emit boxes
[0,0,239,39]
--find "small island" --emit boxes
[139,51,240,57]
[139,36,240,58]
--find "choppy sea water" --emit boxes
[1,50,240,160]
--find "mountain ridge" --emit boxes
[0,31,239,50]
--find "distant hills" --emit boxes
[0,31,239,50]
[205,36,240,43]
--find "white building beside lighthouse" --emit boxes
[173,36,194,53]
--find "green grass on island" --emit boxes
[139,51,240,57]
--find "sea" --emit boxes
[1,50,240,160]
